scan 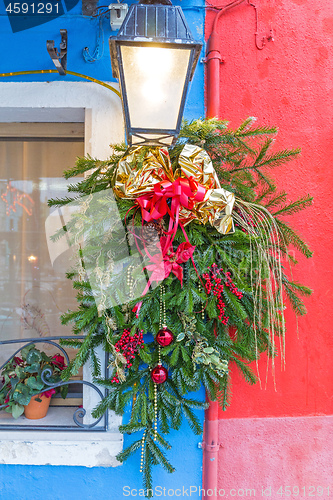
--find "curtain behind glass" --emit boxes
[0,137,84,352]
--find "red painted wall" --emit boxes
[205,0,333,419]
[217,416,333,495]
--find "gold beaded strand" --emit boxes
[198,283,205,320]
[140,430,146,473]
[127,265,134,299]
[154,286,166,442]
[160,285,167,327]
[154,383,158,441]
[159,286,163,330]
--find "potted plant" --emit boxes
[0,344,68,419]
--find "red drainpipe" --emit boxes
[206,0,246,118]
[203,2,246,497]
[203,399,220,499]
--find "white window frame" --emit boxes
[0,81,124,467]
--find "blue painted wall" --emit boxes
[0,0,205,498]
[0,410,205,499]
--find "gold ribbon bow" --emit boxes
[114,144,235,234]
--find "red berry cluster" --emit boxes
[224,271,243,299]
[202,263,243,324]
[111,329,144,384]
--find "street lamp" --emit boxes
[109,0,202,147]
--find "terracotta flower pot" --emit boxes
[24,393,51,420]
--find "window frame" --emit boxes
[0,81,124,467]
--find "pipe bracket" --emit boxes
[201,53,225,64]
[200,441,221,451]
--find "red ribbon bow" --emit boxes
[136,176,206,255]
[136,176,206,222]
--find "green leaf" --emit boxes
[15,366,25,378]
[11,403,25,419]
[139,348,152,365]
[20,344,35,360]
[176,332,185,342]
[169,346,180,366]
[60,385,69,399]
[26,349,43,365]
[180,347,191,363]
[203,347,214,354]
[10,378,19,390]
[26,377,44,391]
[13,384,31,405]
[25,363,41,374]
[216,362,228,372]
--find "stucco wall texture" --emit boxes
[217,416,333,497]
[205,0,333,496]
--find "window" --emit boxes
[0,82,124,466]
[0,122,84,344]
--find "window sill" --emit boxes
[0,428,123,467]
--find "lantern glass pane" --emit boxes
[120,45,191,130]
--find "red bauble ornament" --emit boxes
[151,365,168,384]
[156,328,174,347]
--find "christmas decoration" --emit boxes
[50,118,312,496]
[202,264,243,324]
[1,181,34,216]
[156,328,174,347]
[151,365,168,384]
[114,144,235,236]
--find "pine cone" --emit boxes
[142,221,164,239]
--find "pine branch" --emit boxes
[272,195,313,216]
[255,148,301,170]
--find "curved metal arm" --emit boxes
[0,339,71,372]
[41,368,105,428]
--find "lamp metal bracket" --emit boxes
[46,29,67,76]
[109,3,128,31]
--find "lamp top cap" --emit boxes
[115,1,202,46]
